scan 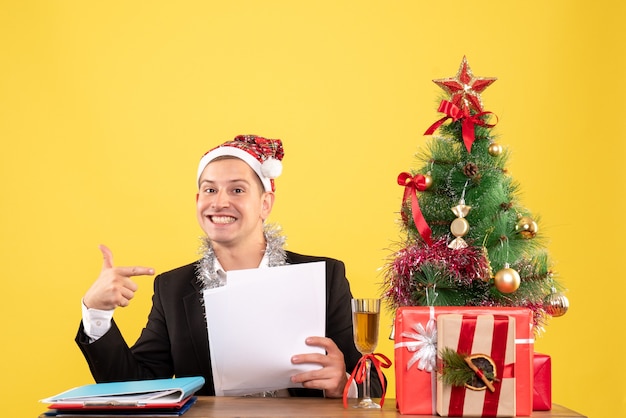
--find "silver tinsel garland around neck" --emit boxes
[196,223,287,289]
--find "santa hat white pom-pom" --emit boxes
[261,157,283,179]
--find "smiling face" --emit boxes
[196,157,274,250]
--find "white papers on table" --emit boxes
[202,261,326,396]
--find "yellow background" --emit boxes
[1,1,623,417]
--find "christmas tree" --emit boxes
[382,57,568,333]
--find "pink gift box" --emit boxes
[394,306,534,416]
[436,314,516,417]
[533,353,552,410]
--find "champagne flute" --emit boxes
[351,298,381,409]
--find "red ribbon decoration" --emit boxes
[461,111,497,154]
[424,100,464,134]
[342,352,392,408]
[397,172,432,245]
[424,100,497,154]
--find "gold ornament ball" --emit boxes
[423,173,433,189]
[544,291,569,317]
[488,143,503,156]
[494,267,520,293]
[515,216,538,239]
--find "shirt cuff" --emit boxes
[81,299,114,342]
[346,372,358,398]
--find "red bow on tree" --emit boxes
[424,100,497,153]
[397,172,432,245]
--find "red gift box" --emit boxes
[533,353,551,410]
[436,314,516,417]
[394,306,534,416]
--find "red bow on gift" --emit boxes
[343,353,392,408]
[397,172,432,245]
[424,100,497,153]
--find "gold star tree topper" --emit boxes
[433,56,497,113]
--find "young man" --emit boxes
[76,135,383,398]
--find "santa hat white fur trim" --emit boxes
[197,146,274,192]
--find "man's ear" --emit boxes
[261,191,275,220]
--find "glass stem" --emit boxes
[363,357,372,401]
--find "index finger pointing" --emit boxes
[117,266,155,277]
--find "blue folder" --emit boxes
[41,377,205,406]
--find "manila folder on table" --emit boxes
[203,261,326,396]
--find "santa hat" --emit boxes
[197,135,284,192]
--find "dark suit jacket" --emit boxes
[76,251,384,397]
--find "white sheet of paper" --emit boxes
[202,261,326,396]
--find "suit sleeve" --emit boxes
[75,274,174,382]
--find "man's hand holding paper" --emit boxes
[290,336,349,398]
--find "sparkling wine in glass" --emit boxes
[351,298,381,409]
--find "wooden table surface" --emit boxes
[179,397,587,417]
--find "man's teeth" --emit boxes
[211,216,236,224]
